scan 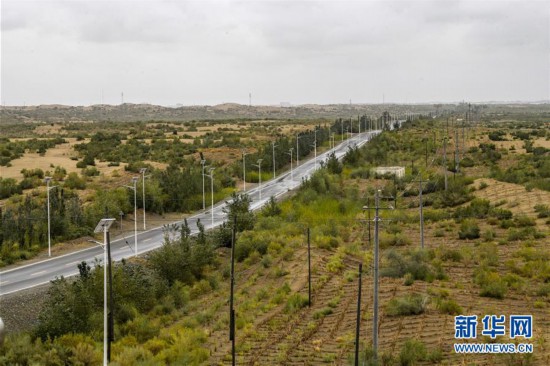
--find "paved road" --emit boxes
[0,129,382,296]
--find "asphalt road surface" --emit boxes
[0,129,383,296]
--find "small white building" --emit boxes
[372,166,405,179]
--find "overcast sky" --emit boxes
[1,0,549,106]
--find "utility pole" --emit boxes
[367,197,371,245]
[412,176,426,249]
[372,190,380,360]
[462,117,465,160]
[229,215,237,366]
[455,128,460,174]
[307,227,311,306]
[271,141,277,179]
[242,150,247,192]
[443,137,448,191]
[362,190,392,363]
[354,262,362,366]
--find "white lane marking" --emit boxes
[30,270,47,277]
[65,261,80,267]
[0,280,10,284]
[143,238,153,242]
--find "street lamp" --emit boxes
[311,129,317,167]
[44,176,57,257]
[124,177,138,255]
[0,317,4,346]
[139,168,147,230]
[201,160,206,210]
[206,168,215,226]
[271,141,278,179]
[296,134,302,167]
[92,218,116,366]
[286,148,293,180]
[253,159,263,200]
[242,150,247,192]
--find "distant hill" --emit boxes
[0,102,548,124]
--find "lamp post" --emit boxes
[139,168,147,230]
[44,177,57,257]
[271,141,278,179]
[253,159,263,200]
[296,134,302,167]
[242,150,247,192]
[201,160,206,210]
[206,168,215,226]
[92,218,116,366]
[286,148,293,180]
[124,177,138,255]
[311,129,317,167]
[0,317,4,346]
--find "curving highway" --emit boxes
[0,130,382,296]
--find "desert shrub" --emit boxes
[386,294,428,316]
[458,219,480,239]
[379,232,411,248]
[113,346,154,366]
[381,249,444,282]
[482,229,496,241]
[313,307,333,319]
[284,293,309,313]
[534,204,550,218]
[514,215,536,227]
[536,283,550,297]
[81,166,99,177]
[403,273,414,286]
[437,299,463,315]
[234,231,269,262]
[440,248,463,262]
[64,172,86,189]
[479,243,499,266]
[0,177,22,198]
[474,267,507,299]
[326,252,345,273]
[398,339,427,366]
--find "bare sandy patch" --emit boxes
[1,140,80,179]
